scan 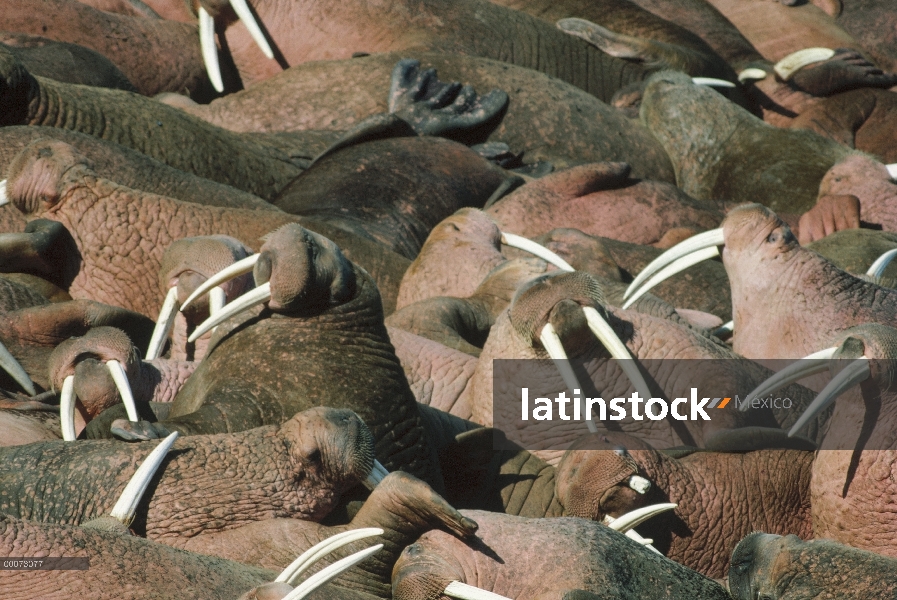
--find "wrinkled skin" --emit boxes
[557,433,814,577]
[94,224,443,491]
[836,0,897,74]
[391,510,731,600]
[814,155,897,233]
[171,52,677,180]
[0,403,60,446]
[797,194,861,245]
[485,163,724,246]
[0,407,374,539]
[729,533,897,600]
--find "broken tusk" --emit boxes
[0,179,7,207]
[714,320,734,338]
[500,232,575,272]
[540,322,597,433]
[363,459,389,490]
[737,68,769,82]
[106,360,139,422]
[887,163,897,179]
[60,375,76,441]
[444,581,513,600]
[108,432,178,526]
[283,543,383,600]
[692,77,736,88]
[188,282,271,343]
[867,248,897,278]
[146,287,179,361]
[622,246,719,309]
[773,47,836,81]
[227,0,274,59]
[628,475,651,494]
[181,254,260,311]
[624,228,724,302]
[582,306,653,403]
[740,347,838,413]
[625,529,660,552]
[0,339,36,396]
[607,503,677,532]
[788,357,870,436]
[276,527,384,585]
[198,7,224,93]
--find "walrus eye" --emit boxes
[766,231,781,244]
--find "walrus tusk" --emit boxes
[0,180,7,207]
[887,164,897,179]
[773,48,836,81]
[737,68,769,82]
[283,543,383,600]
[276,527,384,585]
[181,253,260,311]
[188,282,270,342]
[628,475,651,494]
[363,459,389,490]
[60,375,76,441]
[500,232,575,272]
[444,581,513,600]
[198,7,223,93]
[692,77,736,88]
[607,503,677,532]
[108,432,178,526]
[146,287,179,360]
[623,229,724,303]
[0,339,36,396]
[540,323,598,433]
[740,347,838,413]
[714,320,734,338]
[582,306,653,402]
[788,357,870,437]
[227,0,274,59]
[106,359,140,422]
[623,246,719,309]
[867,249,897,278]
[602,515,663,553]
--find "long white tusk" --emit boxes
[773,47,836,81]
[208,285,227,337]
[60,375,76,441]
[692,77,736,88]
[622,246,719,309]
[276,528,384,585]
[0,179,7,207]
[188,282,271,343]
[741,347,838,413]
[283,544,383,600]
[628,475,651,494]
[887,164,897,179]
[582,306,653,403]
[146,287,179,361]
[198,7,223,93]
[607,503,677,532]
[0,339,35,396]
[788,357,870,437]
[108,432,178,525]
[867,249,897,278]
[227,0,274,59]
[624,228,724,301]
[500,233,575,272]
[540,322,597,433]
[444,581,513,600]
[181,254,260,311]
[106,360,139,422]
[363,459,389,490]
[737,68,768,82]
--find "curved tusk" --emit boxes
[0,339,36,396]
[283,543,383,600]
[60,375,76,441]
[692,77,736,88]
[500,232,575,272]
[867,248,897,278]
[540,323,597,433]
[0,179,7,207]
[188,282,271,343]
[622,246,719,309]
[276,527,384,585]
[106,360,139,422]
[181,254,260,311]
[146,287,179,361]
[444,581,513,600]
[773,47,836,81]
[363,459,389,490]
[788,357,870,437]
[582,306,653,403]
[108,432,178,526]
[887,164,897,179]
[737,68,769,82]
[607,503,677,532]
[227,0,274,59]
[628,475,651,494]
[198,7,224,93]
[740,347,838,412]
[624,228,724,301]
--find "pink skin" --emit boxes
[797,194,860,245]
[485,163,724,246]
[815,155,897,233]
